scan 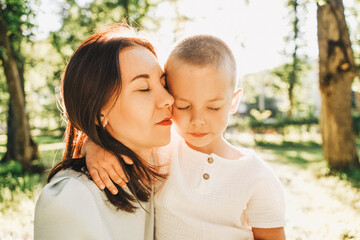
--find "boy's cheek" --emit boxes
[171,110,186,123]
[172,113,189,132]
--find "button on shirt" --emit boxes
[154,133,286,240]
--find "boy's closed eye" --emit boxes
[207,106,221,111]
[176,105,190,110]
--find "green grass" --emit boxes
[257,141,360,189]
[259,145,324,168]
[328,165,360,189]
[33,134,63,145]
[255,140,321,149]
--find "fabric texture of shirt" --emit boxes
[154,133,286,240]
[34,169,154,240]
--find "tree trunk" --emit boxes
[317,0,359,169]
[288,0,299,118]
[0,18,38,171]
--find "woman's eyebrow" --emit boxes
[131,74,149,82]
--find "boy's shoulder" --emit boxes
[223,141,276,174]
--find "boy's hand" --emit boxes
[82,138,133,195]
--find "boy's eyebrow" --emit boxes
[173,95,225,102]
[172,94,188,101]
[208,97,225,102]
[131,74,149,82]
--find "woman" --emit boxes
[34,24,174,240]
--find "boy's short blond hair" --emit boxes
[166,35,237,89]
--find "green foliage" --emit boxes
[0,161,42,201]
[249,109,272,121]
[261,139,360,189]
[51,0,157,61]
[0,0,37,131]
[33,134,63,145]
[329,165,360,188]
[0,132,64,202]
[353,113,360,136]
[0,0,36,56]
[249,115,318,132]
[0,66,8,133]
[0,0,35,35]
[255,140,321,148]
[272,0,311,117]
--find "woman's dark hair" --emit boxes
[48,24,166,213]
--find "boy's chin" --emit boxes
[184,137,212,150]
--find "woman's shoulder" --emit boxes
[34,170,106,239]
[39,170,92,199]
[35,169,99,216]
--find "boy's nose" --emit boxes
[190,111,206,126]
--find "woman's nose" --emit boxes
[157,87,174,108]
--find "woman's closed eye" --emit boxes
[139,88,151,92]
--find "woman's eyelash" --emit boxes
[163,76,168,89]
[208,107,220,111]
[139,88,150,92]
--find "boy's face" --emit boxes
[167,63,241,153]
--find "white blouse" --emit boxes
[34,169,154,240]
[154,134,285,240]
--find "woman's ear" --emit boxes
[96,113,108,129]
[230,88,243,114]
[101,118,108,129]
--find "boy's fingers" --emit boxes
[122,155,133,165]
[99,169,118,195]
[108,166,127,187]
[89,169,105,190]
[113,162,129,183]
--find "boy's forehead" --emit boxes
[166,66,234,102]
[166,61,234,91]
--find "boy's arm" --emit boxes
[82,138,133,195]
[252,227,286,240]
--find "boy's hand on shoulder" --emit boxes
[252,227,285,240]
[82,138,133,195]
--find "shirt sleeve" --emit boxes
[245,165,286,228]
[34,175,105,240]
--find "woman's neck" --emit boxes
[134,148,153,162]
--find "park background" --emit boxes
[0,0,360,239]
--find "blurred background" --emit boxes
[0,0,359,239]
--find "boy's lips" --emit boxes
[156,117,172,126]
[188,132,208,138]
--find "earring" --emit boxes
[102,120,108,129]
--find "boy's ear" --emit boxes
[230,88,243,114]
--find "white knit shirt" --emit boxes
[35,170,154,240]
[154,133,286,240]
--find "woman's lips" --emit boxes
[189,132,208,137]
[157,118,172,126]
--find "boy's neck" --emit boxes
[186,136,243,160]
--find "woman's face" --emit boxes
[103,46,174,155]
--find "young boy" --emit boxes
[84,35,286,239]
